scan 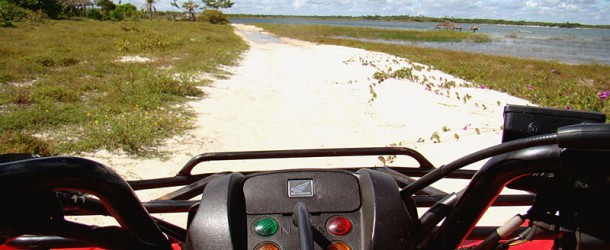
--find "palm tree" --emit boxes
[143,0,156,20]
[182,1,200,21]
[202,0,234,10]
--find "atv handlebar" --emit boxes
[0,157,171,249]
[1,123,609,249]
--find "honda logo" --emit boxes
[288,179,314,197]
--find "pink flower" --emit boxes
[463,125,468,130]
[598,90,609,100]
[434,90,439,95]
[526,84,532,90]
[425,86,430,91]
[480,84,487,89]
[565,106,572,110]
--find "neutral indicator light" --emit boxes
[252,217,279,237]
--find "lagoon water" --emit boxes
[231,18,610,65]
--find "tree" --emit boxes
[170,0,179,9]
[142,0,156,20]
[181,0,199,21]
[1,1,28,27]
[5,0,64,19]
[202,0,233,10]
[110,3,137,20]
[199,9,228,24]
[200,0,232,24]
[96,0,115,16]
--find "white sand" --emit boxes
[79,24,532,227]
[116,55,152,63]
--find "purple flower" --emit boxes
[463,125,468,130]
[598,90,609,100]
[425,86,430,91]
[565,106,572,110]
[526,84,532,90]
[480,84,487,89]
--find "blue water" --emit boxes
[240,29,285,43]
[231,18,610,65]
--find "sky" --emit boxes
[121,0,610,25]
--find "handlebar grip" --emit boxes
[557,123,610,150]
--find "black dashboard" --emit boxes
[185,169,419,250]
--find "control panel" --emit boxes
[244,171,361,249]
[184,169,418,250]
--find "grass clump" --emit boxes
[0,132,53,156]
[255,24,610,120]
[1,19,248,156]
[254,24,492,43]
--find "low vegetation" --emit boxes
[256,24,610,121]
[0,19,247,156]
[254,24,491,43]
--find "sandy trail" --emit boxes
[82,24,531,226]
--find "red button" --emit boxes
[326,216,352,236]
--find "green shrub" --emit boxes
[23,10,46,24]
[139,31,170,51]
[118,22,170,51]
[32,85,80,103]
[5,85,33,104]
[198,9,229,24]
[0,1,28,27]
[110,3,139,21]
[87,8,104,20]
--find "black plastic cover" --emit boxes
[558,123,610,150]
[502,105,605,142]
[357,169,419,249]
[184,173,247,250]
[243,171,360,214]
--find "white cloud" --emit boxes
[292,0,307,9]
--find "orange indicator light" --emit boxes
[254,242,280,250]
[326,241,351,250]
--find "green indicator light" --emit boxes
[252,217,279,237]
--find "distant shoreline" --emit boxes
[227,14,610,30]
